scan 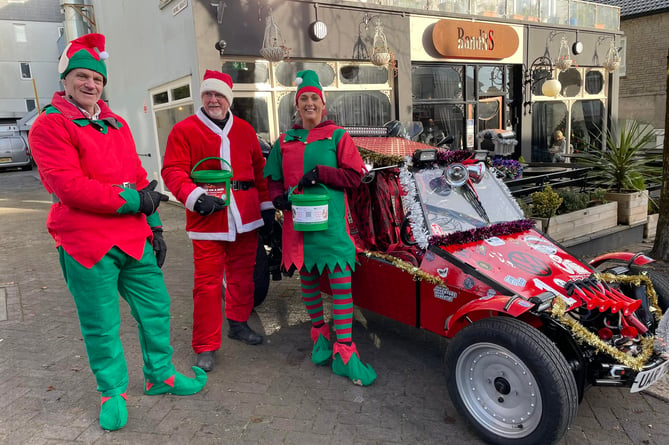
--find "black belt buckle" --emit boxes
[119,182,136,190]
[231,180,254,191]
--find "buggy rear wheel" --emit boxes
[446,317,578,445]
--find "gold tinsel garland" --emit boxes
[551,273,662,371]
[357,147,405,167]
[361,251,445,286]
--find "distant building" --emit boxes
[0,0,64,137]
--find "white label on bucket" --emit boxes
[293,204,328,223]
[203,183,226,199]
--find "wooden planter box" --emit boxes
[533,201,618,243]
[604,190,648,225]
[645,213,659,239]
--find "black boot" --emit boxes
[195,351,215,372]
[227,319,263,345]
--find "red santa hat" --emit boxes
[58,33,109,84]
[200,70,234,105]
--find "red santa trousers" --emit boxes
[191,231,257,353]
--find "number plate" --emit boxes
[0,157,11,163]
[631,359,669,393]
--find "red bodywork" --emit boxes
[344,137,600,339]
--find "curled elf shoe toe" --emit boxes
[99,392,127,431]
[332,342,377,386]
[144,366,207,396]
[227,320,263,345]
[310,324,332,366]
[195,351,215,372]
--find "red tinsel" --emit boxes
[429,219,536,247]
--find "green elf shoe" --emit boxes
[310,324,332,366]
[144,366,207,396]
[332,342,377,386]
[99,393,127,431]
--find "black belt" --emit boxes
[231,180,255,191]
[51,182,136,203]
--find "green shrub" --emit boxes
[531,185,563,218]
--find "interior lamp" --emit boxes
[541,79,562,98]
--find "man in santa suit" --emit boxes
[29,33,207,432]
[162,70,273,372]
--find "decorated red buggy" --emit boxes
[327,135,669,445]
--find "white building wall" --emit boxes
[91,0,200,182]
[0,20,62,119]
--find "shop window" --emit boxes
[584,70,604,95]
[531,102,568,162]
[413,103,465,150]
[230,96,271,141]
[221,61,269,84]
[275,62,335,87]
[571,100,604,153]
[557,68,582,97]
[339,65,388,84]
[412,66,463,100]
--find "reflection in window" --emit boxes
[571,100,603,153]
[277,90,390,133]
[153,91,168,105]
[557,68,581,97]
[339,65,388,84]
[531,102,568,162]
[155,104,194,162]
[171,85,190,101]
[414,104,464,150]
[230,97,270,141]
[412,66,463,100]
[275,62,334,87]
[584,70,604,95]
[479,66,505,96]
[222,61,269,84]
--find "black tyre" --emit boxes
[446,317,578,445]
[253,238,270,307]
[645,269,669,312]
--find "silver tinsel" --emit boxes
[399,160,430,249]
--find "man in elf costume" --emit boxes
[264,70,377,386]
[162,70,273,372]
[28,33,206,431]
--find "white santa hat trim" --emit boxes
[200,70,234,106]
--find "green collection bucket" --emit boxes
[288,184,330,231]
[190,157,233,205]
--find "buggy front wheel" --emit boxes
[446,317,578,445]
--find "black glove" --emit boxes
[272,191,291,211]
[193,193,227,216]
[151,227,167,268]
[138,180,169,216]
[297,167,319,190]
[258,209,275,240]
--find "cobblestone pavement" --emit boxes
[2,168,669,445]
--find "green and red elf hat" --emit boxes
[58,33,109,84]
[294,70,325,105]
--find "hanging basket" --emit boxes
[261,14,288,62]
[555,57,573,71]
[371,52,391,67]
[260,46,286,62]
[603,42,620,72]
[603,59,620,72]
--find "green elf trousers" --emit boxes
[58,241,176,397]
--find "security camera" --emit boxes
[214,40,226,55]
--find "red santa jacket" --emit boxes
[28,91,154,268]
[162,108,271,240]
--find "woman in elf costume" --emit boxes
[29,33,206,431]
[264,70,376,386]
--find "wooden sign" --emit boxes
[432,19,519,60]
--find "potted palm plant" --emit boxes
[580,119,661,225]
